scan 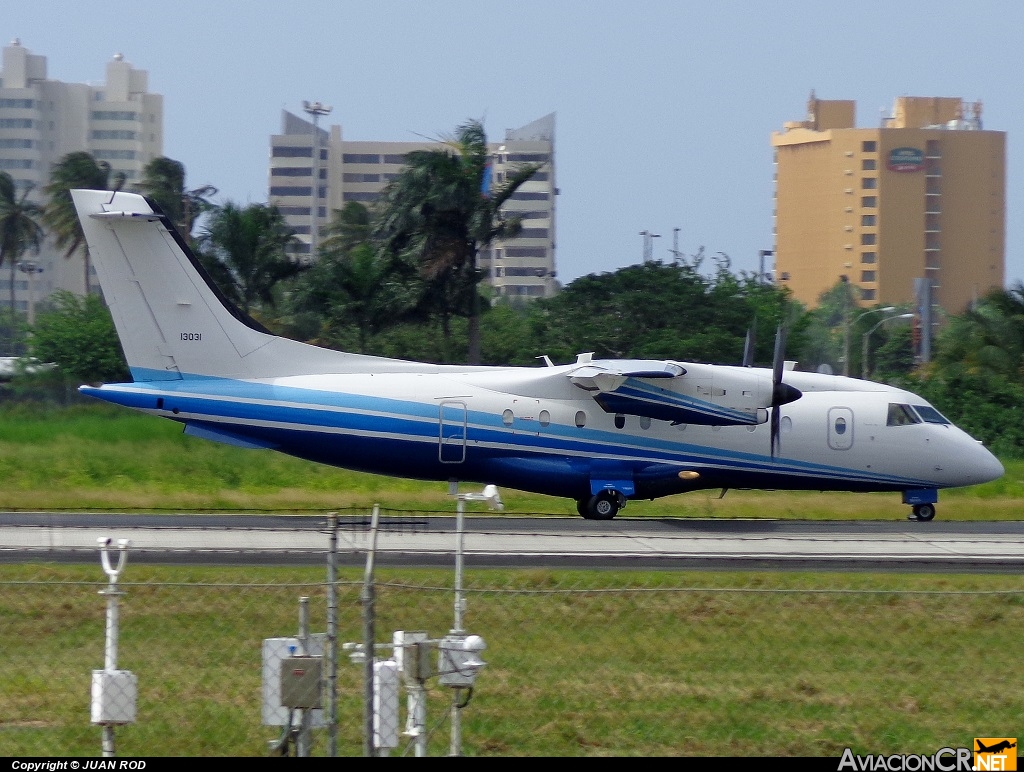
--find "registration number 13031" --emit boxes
[180,332,202,341]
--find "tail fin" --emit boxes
[71,189,408,381]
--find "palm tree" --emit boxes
[0,172,45,317]
[43,152,125,294]
[935,283,1024,381]
[375,119,542,363]
[136,156,217,238]
[199,202,303,316]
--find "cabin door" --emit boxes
[438,401,468,463]
[827,407,854,450]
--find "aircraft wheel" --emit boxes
[913,503,936,521]
[587,491,620,520]
[576,499,594,519]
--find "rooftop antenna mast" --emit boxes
[669,227,683,263]
[639,230,661,263]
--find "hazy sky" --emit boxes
[6,1,1023,285]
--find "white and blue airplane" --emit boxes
[71,189,1003,520]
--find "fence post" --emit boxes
[326,512,338,757]
[362,504,381,756]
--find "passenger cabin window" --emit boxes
[912,405,951,425]
[887,403,921,426]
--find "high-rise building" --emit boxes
[268,111,558,299]
[0,39,163,309]
[771,93,1004,314]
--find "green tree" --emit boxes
[375,119,542,363]
[31,290,129,383]
[529,260,800,365]
[903,284,1024,456]
[42,152,125,294]
[198,202,302,316]
[136,156,217,238]
[0,172,45,322]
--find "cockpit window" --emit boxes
[887,403,922,426]
[910,405,951,425]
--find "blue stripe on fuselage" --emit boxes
[81,374,936,496]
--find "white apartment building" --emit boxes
[0,39,163,311]
[268,111,558,299]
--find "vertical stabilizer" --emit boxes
[72,189,420,381]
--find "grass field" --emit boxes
[1,564,1022,756]
[1,402,1022,518]
[2,403,1023,756]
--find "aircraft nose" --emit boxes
[956,441,1004,486]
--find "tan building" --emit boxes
[0,39,163,310]
[771,93,1004,314]
[268,111,558,299]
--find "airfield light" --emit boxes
[302,100,333,261]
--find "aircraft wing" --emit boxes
[568,359,769,426]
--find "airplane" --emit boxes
[69,189,1004,521]
[976,740,1017,754]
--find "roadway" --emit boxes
[2,512,1024,572]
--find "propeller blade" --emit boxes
[771,400,781,457]
[769,324,803,457]
[772,323,787,388]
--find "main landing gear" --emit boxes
[911,503,936,521]
[576,490,626,520]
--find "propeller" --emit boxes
[769,324,803,457]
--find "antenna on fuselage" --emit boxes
[742,323,756,367]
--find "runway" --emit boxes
[2,512,1024,572]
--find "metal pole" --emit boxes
[453,498,465,635]
[450,498,468,756]
[362,504,380,757]
[97,538,128,758]
[297,596,311,757]
[326,512,338,757]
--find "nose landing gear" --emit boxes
[903,489,938,522]
[911,503,936,521]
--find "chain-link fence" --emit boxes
[1,510,1022,756]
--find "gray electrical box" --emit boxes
[262,635,328,726]
[280,655,323,709]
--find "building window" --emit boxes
[269,186,312,197]
[860,233,876,246]
[861,252,877,264]
[383,154,407,164]
[342,153,380,164]
[861,178,877,190]
[91,110,138,121]
[862,141,877,153]
[91,129,137,140]
[861,270,876,282]
[861,288,877,301]
[861,196,877,208]
[505,247,547,258]
[271,167,312,177]
[861,215,876,226]
[861,159,877,170]
[273,146,312,158]
[342,192,379,202]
